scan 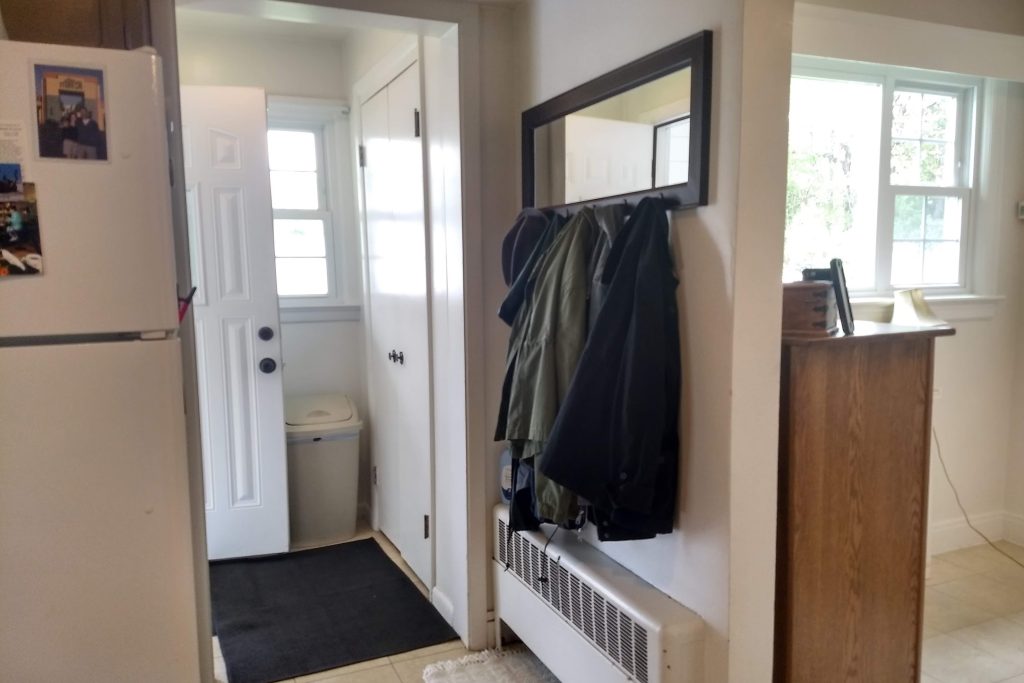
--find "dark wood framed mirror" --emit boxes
[522,30,712,212]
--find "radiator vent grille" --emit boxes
[497,519,651,682]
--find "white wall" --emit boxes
[279,320,369,506]
[801,0,1024,37]
[339,28,416,97]
[509,1,794,680]
[176,23,350,98]
[794,2,1024,555]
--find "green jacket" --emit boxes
[503,208,597,524]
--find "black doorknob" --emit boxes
[388,350,396,362]
[396,351,404,365]
[259,358,277,374]
[258,326,274,341]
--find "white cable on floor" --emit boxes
[932,426,1024,571]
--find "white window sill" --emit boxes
[279,305,361,324]
[852,294,1004,323]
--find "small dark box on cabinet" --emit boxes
[782,281,838,337]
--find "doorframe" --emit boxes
[148,2,490,679]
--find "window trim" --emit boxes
[266,96,352,311]
[789,56,982,297]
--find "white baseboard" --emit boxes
[432,586,456,626]
[1003,513,1024,547]
[927,511,1007,556]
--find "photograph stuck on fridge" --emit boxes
[0,163,22,199]
[1,182,42,277]
[34,64,108,161]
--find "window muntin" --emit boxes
[784,59,977,295]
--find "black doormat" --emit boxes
[210,538,458,683]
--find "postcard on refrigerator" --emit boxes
[0,163,23,200]
[34,64,108,161]
[0,121,28,166]
[1,182,42,278]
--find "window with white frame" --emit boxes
[267,124,334,301]
[783,58,979,295]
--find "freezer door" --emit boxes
[0,41,178,337]
[0,340,200,682]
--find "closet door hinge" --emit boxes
[358,143,367,168]
[414,109,421,138]
[423,514,430,539]
[372,465,377,485]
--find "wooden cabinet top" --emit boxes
[783,320,955,347]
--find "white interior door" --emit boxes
[362,64,434,586]
[181,85,289,560]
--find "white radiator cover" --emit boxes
[493,505,704,683]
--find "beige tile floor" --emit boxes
[213,524,472,683]
[215,534,1024,682]
[922,541,1024,683]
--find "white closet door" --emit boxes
[181,85,289,560]
[363,64,434,587]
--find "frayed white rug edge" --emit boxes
[422,645,559,682]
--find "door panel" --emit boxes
[181,85,289,560]
[0,340,199,682]
[363,64,434,586]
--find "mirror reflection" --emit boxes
[533,67,691,207]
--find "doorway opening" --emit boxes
[172,1,468,680]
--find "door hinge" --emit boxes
[372,465,377,486]
[424,514,430,539]
[358,143,367,168]
[414,109,421,138]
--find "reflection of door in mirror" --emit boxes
[564,115,653,203]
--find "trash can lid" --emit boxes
[285,393,358,428]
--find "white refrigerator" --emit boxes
[0,41,200,681]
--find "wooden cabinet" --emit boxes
[0,0,150,49]
[774,321,954,682]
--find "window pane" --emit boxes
[891,241,923,285]
[892,91,922,139]
[890,141,920,185]
[273,219,326,257]
[921,93,957,142]
[920,142,954,185]
[655,118,690,186]
[784,76,883,290]
[924,196,961,240]
[267,130,317,171]
[270,170,319,209]
[894,195,924,239]
[922,241,960,284]
[276,257,328,296]
[891,89,959,186]
[891,194,962,287]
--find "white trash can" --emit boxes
[285,393,362,548]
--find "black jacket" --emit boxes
[539,197,680,541]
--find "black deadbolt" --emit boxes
[259,358,277,374]
[258,326,274,341]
